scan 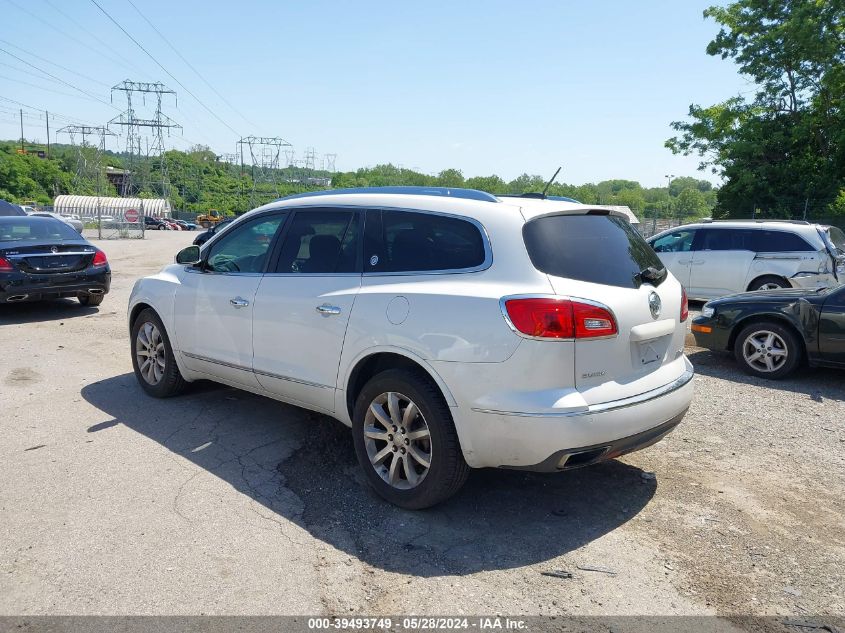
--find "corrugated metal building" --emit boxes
[53,195,171,219]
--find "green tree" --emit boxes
[435,168,465,188]
[666,0,845,219]
[675,187,710,219]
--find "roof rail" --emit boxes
[276,186,500,203]
[500,193,582,204]
[700,219,811,225]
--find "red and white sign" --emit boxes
[124,208,139,223]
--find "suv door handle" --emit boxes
[690,260,706,265]
[315,304,341,315]
[230,296,250,308]
[678,259,692,264]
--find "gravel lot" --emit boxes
[0,232,842,622]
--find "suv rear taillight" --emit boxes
[503,297,617,339]
[680,287,689,322]
[92,250,108,267]
[0,256,13,272]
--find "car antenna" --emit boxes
[541,166,562,199]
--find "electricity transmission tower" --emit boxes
[108,80,181,198]
[56,125,115,193]
[236,135,292,208]
[302,146,317,171]
[323,153,337,172]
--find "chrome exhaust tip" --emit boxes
[6,294,29,302]
[87,288,105,295]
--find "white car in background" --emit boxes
[128,187,693,509]
[27,211,84,233]
[648,220,845,300]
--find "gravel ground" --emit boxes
[0,232,842,624]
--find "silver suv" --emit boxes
[648,220,845,300]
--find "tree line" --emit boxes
[0,141,717,220]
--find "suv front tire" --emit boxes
[131,308,187,397]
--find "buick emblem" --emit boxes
[648,291,662,320]
[50,246,58,254]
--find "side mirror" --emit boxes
[176,245,201,265]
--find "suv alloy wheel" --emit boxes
[352,369,469,509]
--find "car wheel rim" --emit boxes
[742,330,788,373]
[135,322,166,385]
[363,391,432,490]
[758,282,782,290]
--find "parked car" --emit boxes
[647,220,844,300]
[173,219,197,231]
[28,211,84,233]
[144,215,170,230]
[0,216,110,305]
[0,199,26,217]
[129,187,693,509]
[691,285,845,379]
[192,218,233,246]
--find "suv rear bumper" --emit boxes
[449,360,694,469]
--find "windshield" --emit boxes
[0,217,83,242]
[824,226,845,253]
[522,213,665,289]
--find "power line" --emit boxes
[0,46,120,110]
[42,0,154,81]
[2,0,151,81]
[0,38,112,88]
[0,96,88,126]
[124,0,258,130]
[90,0,241,139]
[0,72,119,106]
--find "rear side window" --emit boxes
[275,210,360,274]
[696,228,756,251]
[750,230,814,253]
[365,210,486,273]
[523,214,663,289]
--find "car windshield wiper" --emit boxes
[638,266,667,286]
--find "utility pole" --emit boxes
[665,174,675,223]
[19,109,24,152]
[45,111,50,157]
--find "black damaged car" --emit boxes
[0,216,110,306]
[691,285,845,379]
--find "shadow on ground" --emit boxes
[0,299,98,325]
[687,348,845,402]
[82,373,656,577]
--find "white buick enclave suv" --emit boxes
[128,187,694,508]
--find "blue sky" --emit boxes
[0,0,749,186]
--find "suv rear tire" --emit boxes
[352,369,469,509]
[131,308,187,397]
[733,321,802,379]
[748,275,789,292]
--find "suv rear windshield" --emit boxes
[523,213,663,289]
